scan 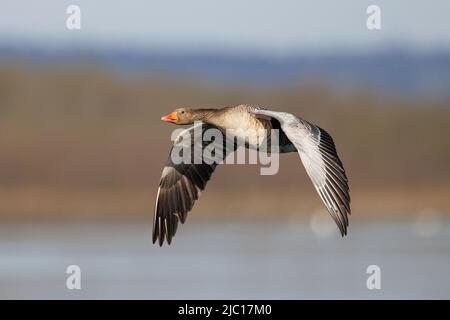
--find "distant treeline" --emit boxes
[1,44,450,98]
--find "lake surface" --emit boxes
[0,218,449,299]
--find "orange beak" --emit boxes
[161,112,178,123]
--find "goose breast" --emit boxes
[208,105,272,147]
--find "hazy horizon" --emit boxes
[1,0,450,55]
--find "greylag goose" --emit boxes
[154,104,350,245]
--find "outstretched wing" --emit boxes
[251,108,351,235]
[153,123,234,246]
[289,120,350,235]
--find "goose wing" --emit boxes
[153,123,234,246]
[252,108,351,235]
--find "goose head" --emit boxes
[161,108,195,125]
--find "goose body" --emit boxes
[193,105,281,150]
[207,105,271,134]
[154,104,350,245]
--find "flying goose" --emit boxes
[153,104,350,245]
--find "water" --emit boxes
[0,219,449,299]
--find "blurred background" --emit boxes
[0,0,450,299]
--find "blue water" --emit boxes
[0,219,449,299]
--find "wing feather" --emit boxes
[250,107,351,236]
[287,121,351,235]
[153,123,234,245]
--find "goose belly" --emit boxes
[222,121,273,150]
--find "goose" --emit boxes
[153,104,350,245]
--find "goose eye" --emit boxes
[180,111,185,114]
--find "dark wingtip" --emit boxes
[166,233,173,245]
[152,222,158,244]
[152,233,171,246]
[341,224,348,237]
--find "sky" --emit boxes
[0,0,449,54]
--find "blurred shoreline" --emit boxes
[0,185,449,221]
[1,66,449,222]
